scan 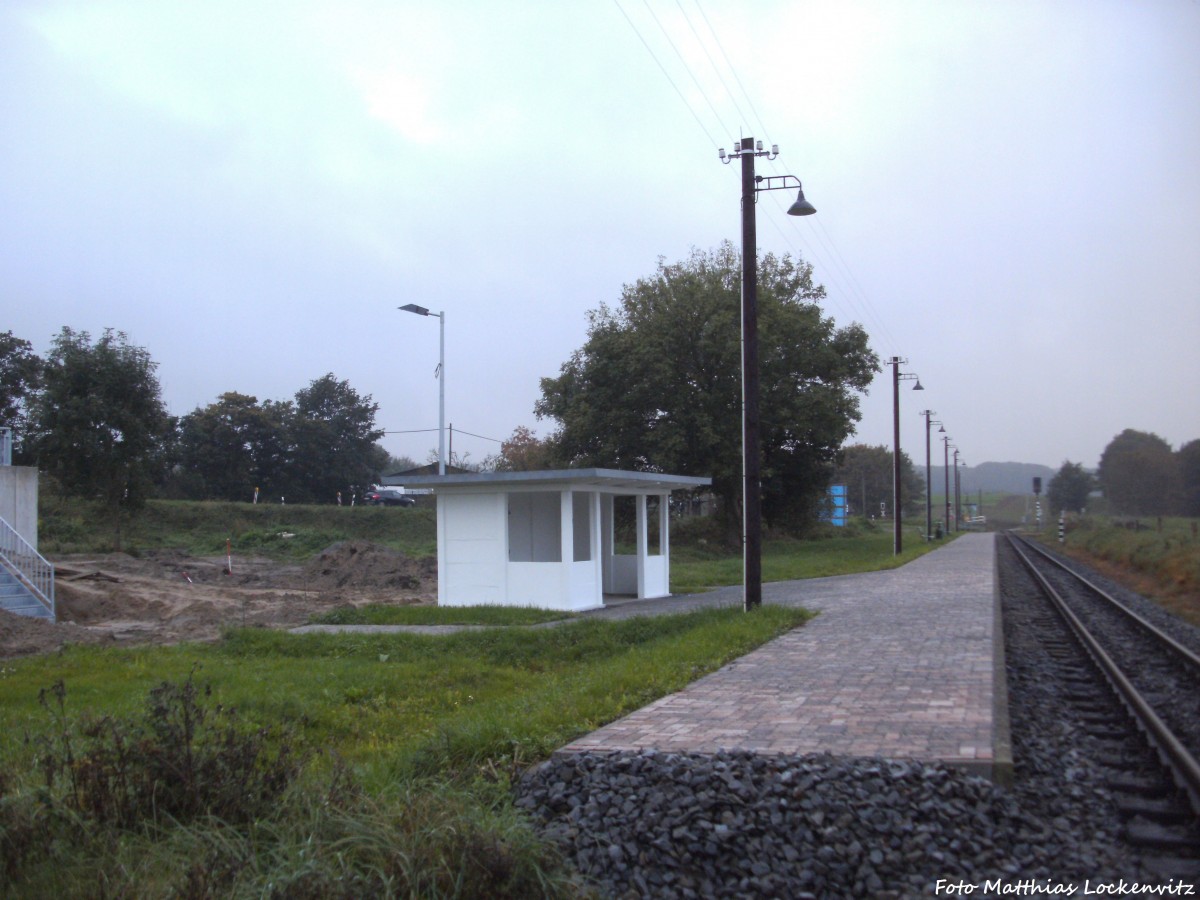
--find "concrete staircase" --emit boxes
[0,566,53,620]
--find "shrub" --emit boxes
[27,668,300,830]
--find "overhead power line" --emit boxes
[612,0,903,356]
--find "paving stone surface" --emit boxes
[561,533,999,770]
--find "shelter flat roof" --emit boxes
[381,468,711,493]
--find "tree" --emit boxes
[1046,460,1095,515]
[27,328,170,545]
[174,393,293,501]
[1097,429,1180,516]
[289,374,387,502]
[831,444,924,520]
[0,331,44,460]
[1177,439,1200,518]
[495,425,555,472]
[536,243,878,534]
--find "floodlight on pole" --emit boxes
[720,137,815,612]
[398,303,446,476]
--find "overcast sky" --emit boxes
[3,1,1197,474]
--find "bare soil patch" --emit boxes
[0,541,436,659]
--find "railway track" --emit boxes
[1005,531,1200,876]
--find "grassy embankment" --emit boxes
[1045,515,1200,628]
[0,499,950,895]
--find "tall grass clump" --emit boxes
[0,671,585,898]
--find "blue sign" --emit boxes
[825,483,847,526]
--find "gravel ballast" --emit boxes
[512,539,1194,898]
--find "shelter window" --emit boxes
[508,492,562,562]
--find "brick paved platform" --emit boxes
[561,533,1010,781]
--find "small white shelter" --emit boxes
[381,468,710,612]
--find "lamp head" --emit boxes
[912,380,924,391]
[399,303,430,316]
[787,186,817,216]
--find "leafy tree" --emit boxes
[0,331,44,460]
[382,453,419,475]
[535,243,878,534]
[27,328,170,545]
[174,393,293,501]
[495,425,555,471]
[289,374,387,502]
[1046,460,1095,515]
[1097,429,1180,516]
[831,443,924,520]
[1178,439,1200,518]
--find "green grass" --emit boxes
[38,496,438,559]
[308,605,575,627]
[670,520,953,594]
[0,605,811,896]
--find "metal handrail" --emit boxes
[0,515,54,620]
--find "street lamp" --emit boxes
[398,303,446,476]
[920,411,943,540]
[943,434,953,533]
[890,357,922,555]
[952,447,962,532]
[956,453,965,531]
[720,137,815,612]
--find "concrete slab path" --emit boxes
[561,533,1008,779]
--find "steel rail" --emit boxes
[1006,533,1200,818]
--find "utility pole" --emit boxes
[720,137,815,610]
[890,357,922,554]
[740,138,763,610]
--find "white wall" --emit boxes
[0,466,39,551]
[439,492,506,606]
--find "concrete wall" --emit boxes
[439,492,507,606]
[0,466,39,551]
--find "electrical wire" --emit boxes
[615,0,904,357]
[612,0,722,149]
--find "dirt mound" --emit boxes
[0,609,112,657]
[302,541,436,591]
[0,543,436,659]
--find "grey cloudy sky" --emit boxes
[3,0,1198,473]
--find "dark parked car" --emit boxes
[363,489,415,507]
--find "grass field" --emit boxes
[0,605,809,896]
[670,521,948,594]
[38,496,440,559]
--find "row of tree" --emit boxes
[1,328,401,533]
[0,246,895,541]
[1047,429,1200,517]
